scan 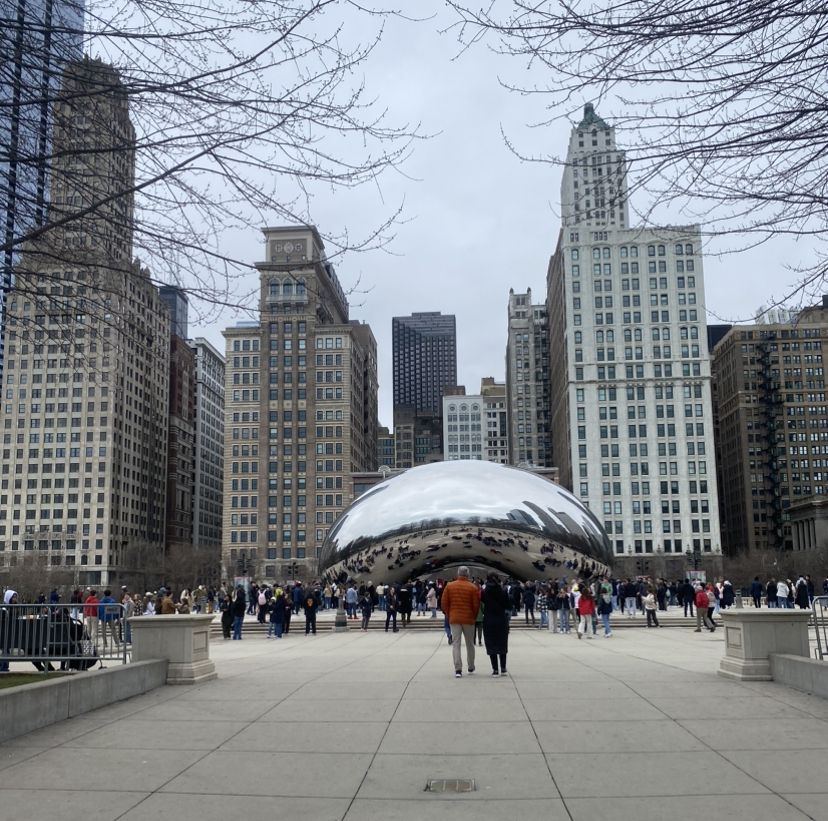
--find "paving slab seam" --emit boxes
[340,635,445,820]
[519,631,820,816]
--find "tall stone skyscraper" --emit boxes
[546,104,722,578]
[392,312,457,415]
[221,226,378,582]
[0,59,170,587]
[505,289,551,466]
[0,0,85,375]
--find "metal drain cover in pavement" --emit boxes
[425,779,475,793]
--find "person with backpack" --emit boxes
[597,583,613,637]
[257,588,268,624]
[303,584,321,635]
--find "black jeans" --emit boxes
[385,610,397,631]
[361,613,370,630]
[524,605,535,625]
[683,600,694,616]
[305,614,316,634]
[646,609,659,627]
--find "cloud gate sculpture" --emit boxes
[318,461,613,585]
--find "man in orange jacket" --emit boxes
[441,566,480,677]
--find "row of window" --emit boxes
[573,244,694,261]
[580,479,710,497]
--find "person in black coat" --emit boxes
[231,587,246,640]
[681,580,696,617]
[749,576,763,608]
[303,585,322,635]
[481,574,511,676]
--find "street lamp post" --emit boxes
[685,546,702,571]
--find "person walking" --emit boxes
[291,583,304,616]
[750,576,763,608]
[441,566,480,677]
[705,583,718,629]
[681,579,696,617]
[481,574,510,676]
[694,585,715,632]
[548,585,559,634]
[643,586,659,628]
[577,587,595,639]
[346,584,358,619]
[231,586,246,640]
[83,590,100,647]
[721,580,735,609]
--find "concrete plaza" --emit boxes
[2,624,828,821]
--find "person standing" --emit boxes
[795,576,810,610]
[220,595,233,640]
[84,589,100,647]
[384,588,398,632]
[481,574,510,676]
[231,586,246,640]
[681,579,696,617]
[346,584,358,619]
[303,584,321,635]
[750,576,763,608]
[523,583,536,626]
[598,583,613,637]
[721,580,735,609]
[558,585,572,634]
[577,587,595,639]
[358,590,373,632]
[643,586,659,628]
[441,566,480,677]
[323,584,332,610]
[398,583,413,627]
[767,578,778,608]
[705,583,718,629]
[776,578,790,609]
[537,584,548,629]
[426,585,438,618]
[623,579,638,619]
[268,588,286,638]
[474,596,484,646]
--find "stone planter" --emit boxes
[718,609,811,681]
[129,614,217,685]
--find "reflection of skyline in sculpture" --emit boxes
[318,461,613,585]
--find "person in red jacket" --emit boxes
[694,585,715,632]
[577,587,596,639]
[83,589,100,646]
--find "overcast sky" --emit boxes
[186,1,816,429]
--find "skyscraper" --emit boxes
[0,0,85,374]
[190,338,224,554]
[0,59,169,587]
[505,289,551,466]
[392,312,457,415]
[547,104,722,578]
[221,226,378,582]
[713,306,828,556]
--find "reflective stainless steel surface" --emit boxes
[318,461,613,584]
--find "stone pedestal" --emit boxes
[718,609,811,681]
[333,597,349,633]
[129,614,217,685]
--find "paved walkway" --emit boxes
[2,626,828,821]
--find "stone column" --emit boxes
[129,614,217,685]
[718,609,811,681]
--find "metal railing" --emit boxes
[812,596,828,660]
[0,602,128,671]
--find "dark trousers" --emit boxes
[284,611,291,633]
[474,623,483,644]
[683,600,694,616]
[361,612,370,630]
[752,596,762,608]
[646,609,659,627]
[385,610,397,631]
[305,614,316,634]
[489,653,507,672]
[524,605,535,625]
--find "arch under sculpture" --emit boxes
[318,460,613,585]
